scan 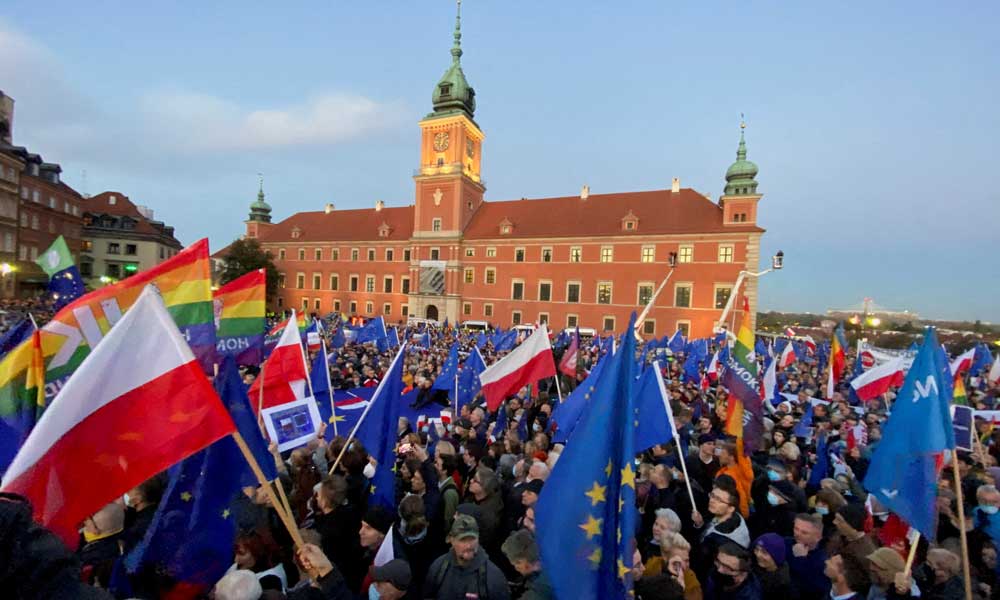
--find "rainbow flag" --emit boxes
[826,322,847,398]
[721,296,763,450]
[0,239,213,474]
[953,374,968,406]
[0,328,44,473]
[213,269,266,366]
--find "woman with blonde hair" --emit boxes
[643,530,702,600]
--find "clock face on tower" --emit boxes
[433,132,450,152]
[466,139,475,158]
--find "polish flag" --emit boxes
[850,356,905,401]
[779,343,797,369]
[784,327,797,337]
[706,351,720,382]
[803,335,817,355]
[250,309,309,412]
[990,354,1000,385]
[950,347,976,376]
[479,324,557,411]
[761,357,778,405]
[0,286,235,545]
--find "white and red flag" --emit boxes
[0,285,236,545]
[779,342,797,369]
[849,356,905,402]
[950,347,976,376]
[706,351,721,382]
[990,354,1000,385]
[784,327,797,337]
[250,309,310,412]
[479,324,557,411]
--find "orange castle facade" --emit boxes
[241,9,766,339]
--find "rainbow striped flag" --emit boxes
[0,239,214,474]
[213,269,265,366]
[953,374,968,406]
[721,296,764,450]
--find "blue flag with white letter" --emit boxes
[863,327,955,538]
[536,313,639,600]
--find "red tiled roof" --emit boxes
[463,189,763,239]
[83,191,180,243]
[258,206,415,243]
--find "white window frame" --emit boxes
[676,320,691,338]
[486,247,497,258]
[717,244,734,263]
[569,246,582,262]
[464,267,475,284]
[600,246,614,263]
[511,278,525,301]
[465,248,475,257]
[485,267,496,285]
[515,247,526,262]
[566,314,579,328]
[640,246,656,263]
[511,310,522,325]
[432,218,442,232]
[642,319,656,335]
[484,303,494,317]
[678,245,693,263]
[674,282,693,308]
[597,281,613,305]
[566,281,582,303]
[637,282,655,306]
[713,284,733,310]
[603,315,616,332]
[538,280,552,302]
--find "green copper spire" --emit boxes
[248,173,272,223]
[430,0,476,119]
[724,120,759,196]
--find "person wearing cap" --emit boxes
[827,504,876,564]
[866,547,916,600]
[358,505,395,597]
[520,478,543,509]
[371,559,412,600]
[749,480,798,539]
[501,530,554,600]
[752,533,791,598]
[423,513,510,600]
[685,431,720,495]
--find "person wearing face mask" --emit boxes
[121,474,167,555]
[974,484,1000,550]
[705,543,761,600]
[749,481,797,539]
[892,548,963,600]
[369,559,411,600]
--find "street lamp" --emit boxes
[715,250,785,334]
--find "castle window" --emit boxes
[439,84,452,97]
[432,218,442,232]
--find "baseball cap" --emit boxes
[449,513,480,540]
[373,559,411,590]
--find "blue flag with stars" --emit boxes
[456,347,487,409]
[216,356,276,486]
[356,344,406,510]
[863,327,955,539]
[634,360,674,454]
[536,313,639,600]
[432,341,461,392]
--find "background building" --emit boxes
[0,90,86,297]
[237,9,767,338]
[80,191,182,284]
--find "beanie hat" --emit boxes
[753,533,787,566]
[837,503,867,533]
[363,505,394,535]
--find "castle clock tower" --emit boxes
[410,0,484,323]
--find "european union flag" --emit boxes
[667,329,686,353]
[310,342,341,436]
[354,316,389,352]
[216,356,276,485]
[476,331,488,349]
[634,360,674,454]
[495,330,518,352]
[330,325,346,349]
[126,399,246,593]
[432,341,460,392]
[537,314,639,600]
[490,402,508,442]
[356,345,406,510]
[863,327,955,538]
[793,402,814,438]
[456,347,486,409]
[388,327,400,349]
[552,352,610,444]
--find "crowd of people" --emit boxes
[3,317,1000,600]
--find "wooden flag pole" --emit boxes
[951,455,974,600]
[903,531,920,575]
[232,431,304,549]
[274,478,297,527]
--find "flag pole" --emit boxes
[322,341,338,437]
[553,373,564,404]
[654,360,696,509]
[903,531,920,575]
[329,344,406,475]
[454,373,459,419]
[232,431,305,549]
[951,455,974,600]
[633,268,674,341]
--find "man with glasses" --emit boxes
[693,476,750,581]
[705,542,761,600]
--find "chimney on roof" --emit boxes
[375,200,384,212]
[136,205,154,220]
[671,177,680,193]
[580,185,590,200]
[324,203,334,214]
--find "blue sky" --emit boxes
[2,1,997,321]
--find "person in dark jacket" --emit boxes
[823,552,871,600]
[704,542,762,600]
[393,494,440,596]
[501,529,554,600]
[78,502,125,589]
[310,475,365,593]
[693,479,750,581]
[749,480,798,539]
[423,514,510,600]
[890,548,965,600]
[752,533,791,598]
[467,466,505,561]
[121,473,167,554]
[786,513,832,600]
[371,559,412,600]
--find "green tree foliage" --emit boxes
[219,238,280,303]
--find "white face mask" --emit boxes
[368,584,381,600]
[363,463,377,479]
[122,493,131,507]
